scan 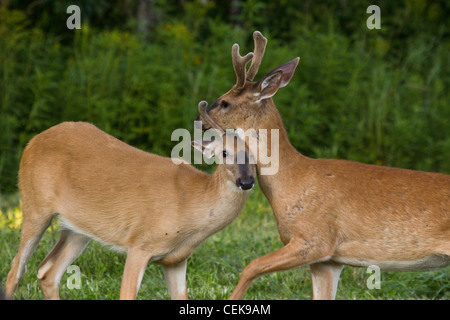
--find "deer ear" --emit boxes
[255,57,300,101]
[191,138,216,159]
[276,57,300,88]
[257,70,283,101]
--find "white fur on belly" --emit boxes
[332,254,450,272]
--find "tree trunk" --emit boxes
[137,0,156,41]
[230,0,241,29]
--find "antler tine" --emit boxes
[247,31,267,81]
[232,44,254,91]
[198,100,225,135]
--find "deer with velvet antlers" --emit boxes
[5,102,255,300]
[197,31,450,299]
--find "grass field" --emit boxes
[0,188,448,300]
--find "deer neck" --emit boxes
[204,166,249,227]
[254,101,309,200]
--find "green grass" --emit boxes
[0,189,448,300]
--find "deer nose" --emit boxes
[237,177,255,190]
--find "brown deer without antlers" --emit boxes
[5,101,256,300]
[198,31,450,299]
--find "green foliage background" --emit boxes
[0,0,449,193]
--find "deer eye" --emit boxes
[221,100,229,108]
[222,150,228,158]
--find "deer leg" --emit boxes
[5,213,53,299]
[310,261,343,300]
[228,238,331,300]
[37,229,90,300]
[120,247,152,300]
[162,259,188,300]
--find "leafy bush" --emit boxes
[0,2,449,193]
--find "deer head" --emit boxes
[197,31,300,133]
[193,101,256,190]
